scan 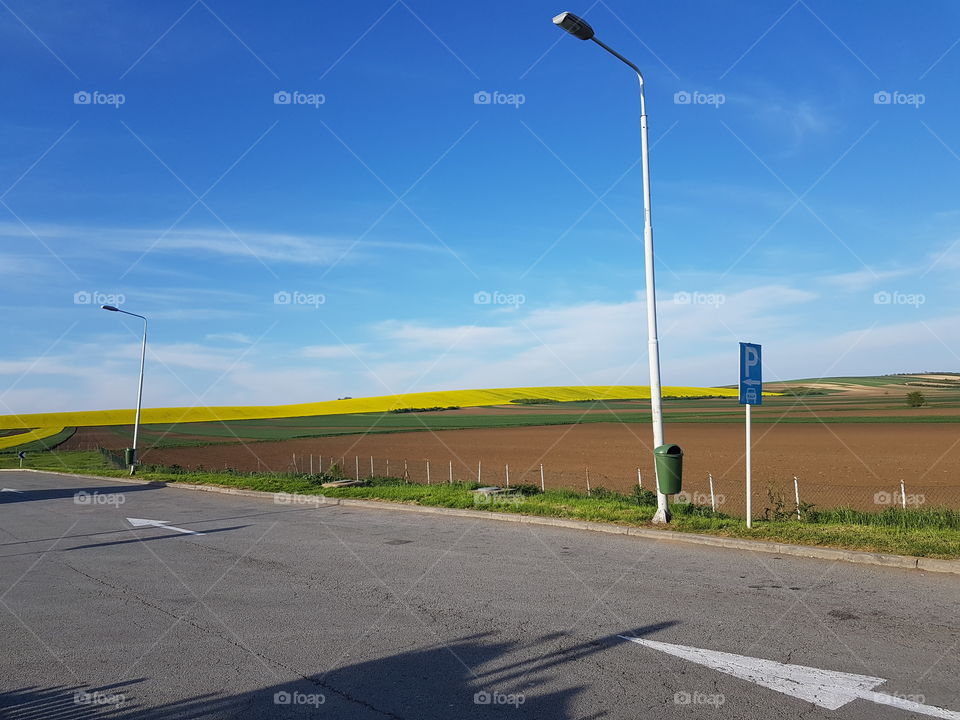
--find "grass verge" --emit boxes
[4,451,959,560]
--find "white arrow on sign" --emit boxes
[622,637,960,719]
[127,517,205,536]
[1,488,23,493]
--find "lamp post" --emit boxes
[553,11,670,523]
[102,305,147,475]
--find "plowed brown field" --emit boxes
[138,422,960,513]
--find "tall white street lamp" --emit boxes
[102,305,147,475]
[553,11,671,523]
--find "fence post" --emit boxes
[370,456,374,477]
[505,464,510,488]
[709,473,716,513]
[426,460,431,485]
[900,479,907,510]
[477,460,481,483]
[356,456,360,481]
[449,460,453,484]
[310,454,314,475]
[637,468,642,488]
[404,459,408,480]
[387,459,390,476]
[793,476,801,519]
[540,463,545,492]
[586,468,591,496]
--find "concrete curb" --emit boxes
[4,468,959,575]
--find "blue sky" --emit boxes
[2,0,960,414]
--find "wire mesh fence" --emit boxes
[275,452,960,517]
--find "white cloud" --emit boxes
[3,285,958,416]
[301,344,366,359]
[0,222,445,266]
[820,268,911,292]
[206,332,254,344]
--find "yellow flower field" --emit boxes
[0,427,67,451]
[0,385,737,439]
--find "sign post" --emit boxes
[17,451,26,469]
[739,343,762,528]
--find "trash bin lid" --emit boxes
[654,443,683,456]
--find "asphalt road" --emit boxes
[1,470,958,719]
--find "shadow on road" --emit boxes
[0,483,164,504]
[1,622,679,719]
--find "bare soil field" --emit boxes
[140,422,960,514]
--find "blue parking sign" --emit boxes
[739,342,762,405]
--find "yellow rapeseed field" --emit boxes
[0,385,739,446]
[0,427,67,450]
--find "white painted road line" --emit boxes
[1,488,23,492]
[126,517,205,536]
[621,637,960,719]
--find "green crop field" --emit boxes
[28,375,960,454]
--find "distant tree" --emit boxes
[906,391,926,408]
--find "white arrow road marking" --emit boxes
[1,488,24,493]
[126,518,205,536]
[621,637,960,719]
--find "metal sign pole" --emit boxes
[746,403,752,528]
[739,342,762,529]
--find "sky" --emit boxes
[2,0,960,414]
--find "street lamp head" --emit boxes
[552,11,595,40]
[101,305,119,312]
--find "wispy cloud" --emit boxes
[0,222,445,266]
[206,332,254,344]
[819,268,911,292]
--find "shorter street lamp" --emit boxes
[102,305,147,475]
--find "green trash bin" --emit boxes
[654,444,683,494]
[124,448,137,467]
